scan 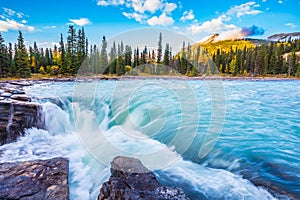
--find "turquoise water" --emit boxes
[0,80,299,199]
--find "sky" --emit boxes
[0,0,299,48]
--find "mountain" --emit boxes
[197,37,269,55]
[267,32,300,42]
[200,33,220,44]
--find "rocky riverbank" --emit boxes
[98,156,189,200]
[0,81,45,145]
[0,157,69,200]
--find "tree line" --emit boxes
[211,39,300,77]
[0,26,299,78]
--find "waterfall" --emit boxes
[2,80,294,200]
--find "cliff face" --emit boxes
[0,81,45,145]
[0,157,69,200]
[0,100,44,145]
[99,156,189,200]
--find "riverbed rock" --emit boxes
[9,81,33,87]
[0,157,69,200]
[98,156,189,200]
[0,92,12,98]
[10,94,31,102]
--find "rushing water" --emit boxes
[0,79,299,200]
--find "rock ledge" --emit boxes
[0,157,69,200]
[98,156,189,200]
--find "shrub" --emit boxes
[39,66,45,74]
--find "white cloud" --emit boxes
[96,0,175,26]
[69,18,92,26]
[227,1,262,18]
[147,13,174,26]
[278,0,283,3]
[163,3,177,13]
[16,12,24,18]
[98,0,164,13]
[187,2,263,36]
[180,10,194,22]
[36,41,59,48]
[43,25,57,29]
[214,28,246,42]
[97,0,109,6]
[0,19,34,32]
[285,23,297,29]
[21,19,27,24]
[3,8,16,16]
[3,8,25,19]
[122,12,146,22]
[97,0,125,6]
[187,15,236,35]
[262,0,267,2]
[132,0,163,13]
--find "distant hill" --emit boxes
[197,38,269,55]
[197,32,300,55]
[267,32,300,42]
[190,32,300,77]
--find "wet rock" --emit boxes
[9,81,33,87]
[10,95,31,102]
[0,100,44,145]
[98,156,189,200]
[1,92,12,98]
[0,157,69,200]
[0,81,46,145]
[11,89,26,95]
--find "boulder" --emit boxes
[0,157,69,200]
[98,156,189,200]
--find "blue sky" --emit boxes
[0,0,299,48]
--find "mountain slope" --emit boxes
[268,32,300,42]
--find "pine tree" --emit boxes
[45,48,51,66]
[0,34,9,77]
[116,43,124,76]
[157,32,162,63]
[235,49,242,75]
[59,34,68,74]
[109,42,117,74]
[33,42,40,73]
[133,47,140,68]
[16,31,30,78]
[287,50,297,77]
[269,43,277,75]
[100,36,108,74]
[0,32,9,77]
[67,25,77,74]
[53,45,59,66]
[76,28,86,72]
[163,43,170,67]
[10,44,18,76]
[275,44,284,74]
[257,44,267,76]
[29,46,35,73]
[124,45,132,67]
[229,56,236,74]
[296,62,300,78]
